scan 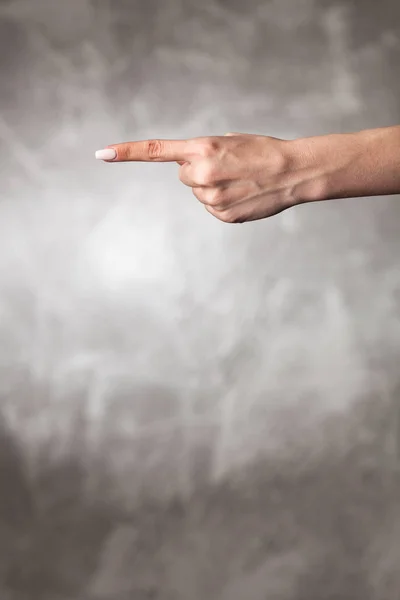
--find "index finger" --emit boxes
[95,139,194,163]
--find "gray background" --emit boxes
[0,0,400,598]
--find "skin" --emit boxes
[99,126,400,223]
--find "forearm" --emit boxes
[290,126,400,205]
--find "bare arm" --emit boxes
[292,126,400,205]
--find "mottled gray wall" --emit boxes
[0,0,400,598]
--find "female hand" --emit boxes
[96,126,400,222]
[95,133,302,223]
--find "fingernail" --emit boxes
[95,148,117,161]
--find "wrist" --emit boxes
[286,132,362,206]
[287,126,400,206]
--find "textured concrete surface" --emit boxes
[0,0,400,598]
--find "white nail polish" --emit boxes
[95,148,117,161]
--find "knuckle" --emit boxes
[204,204,240,224]
[208,188,225,207]
[192,187,203,201]
[218,208,242,224]
[146,139,163,159]
[198,137,219,157]
[122,146,133,160]
[179,166,191,186]
[196,162,217,186]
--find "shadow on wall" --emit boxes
[0,382,399,600]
